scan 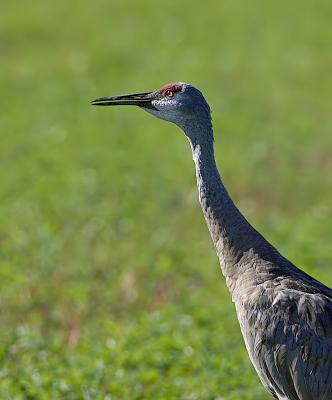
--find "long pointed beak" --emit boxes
[91,91,156,108]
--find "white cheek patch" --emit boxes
[144,100,179,123]
[153,99,176,109]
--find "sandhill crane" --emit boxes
[92,83,332,400]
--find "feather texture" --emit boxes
[185,120,332,400]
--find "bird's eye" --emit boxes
[165,89,174,98]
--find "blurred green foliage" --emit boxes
[0,0,331,398]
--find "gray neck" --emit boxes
[182,120,283,289]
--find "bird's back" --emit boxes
[232,254,332,400]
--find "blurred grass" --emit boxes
[0,0,332,398]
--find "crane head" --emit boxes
[91,82,211,127]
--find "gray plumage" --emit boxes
[92,82,332,399]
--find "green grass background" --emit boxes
[1,0,332,398]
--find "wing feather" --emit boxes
[237,280,332,400]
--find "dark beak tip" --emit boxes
[90,91,155,107]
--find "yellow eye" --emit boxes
[165,89,174,97]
